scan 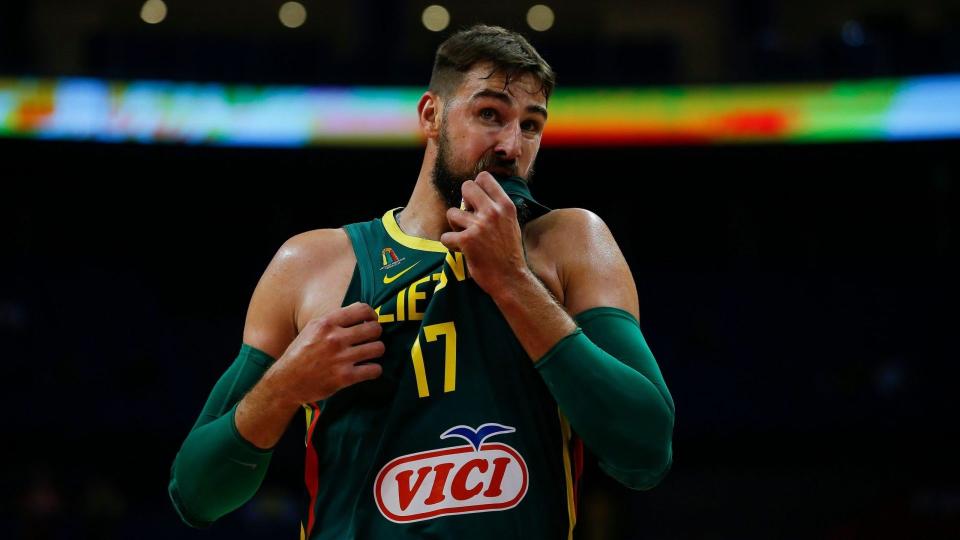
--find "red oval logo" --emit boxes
[374,443,529,523]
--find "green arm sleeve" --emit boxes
[168,344,278,528]
[536,306,675,490]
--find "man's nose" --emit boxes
[494,121,523,161]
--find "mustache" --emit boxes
[473,153,518,177]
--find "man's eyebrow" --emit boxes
[471,89,548,120]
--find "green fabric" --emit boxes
[495,175,551,226]
[168,344,277,528]
[306,212,573,538]
[536,306,675,490]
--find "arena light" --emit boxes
[279,2,307,29]
[526,5,554,32]
[422,5,450,32]
[140,0,167,25]
[2,75,959,147]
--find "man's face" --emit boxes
[431,62,548,208]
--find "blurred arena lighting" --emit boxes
[526,5,555,32]
[139,0,167,25]
[1,75,958,147]
[422,5,450,32]
[278,2,307,29]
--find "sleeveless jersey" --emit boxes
[298,207,582,540]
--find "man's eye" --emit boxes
[522,120,541,132]
[480,109,497,121]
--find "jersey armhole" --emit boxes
[340,263,362,307]
[342,224,374,304]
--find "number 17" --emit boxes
[410,321,457,398]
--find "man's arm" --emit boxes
[168,230,385,527]
[500,208,674,490]
[441,179,673,490]
[234,228,355,450]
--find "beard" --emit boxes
[431,122,535,209]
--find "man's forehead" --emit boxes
[458,63,547,106]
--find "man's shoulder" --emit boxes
[243,228,356,357]
[524,207,611,254]
[279,228,352,262]
[266,228,355,286]
[529,207,604,228]
[522,208,615,304]
[260,228,358,332]
[525,208,638,317]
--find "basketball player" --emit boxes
[169,25,675,539]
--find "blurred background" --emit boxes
[2,0,959,539]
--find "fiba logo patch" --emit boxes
[380,247,406,271]
[374,423,529,523]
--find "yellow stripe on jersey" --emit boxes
[382,208,449,253]
[303,404,313,446]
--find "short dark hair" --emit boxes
[429,25,556,102]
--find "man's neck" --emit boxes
[395,169,452,242]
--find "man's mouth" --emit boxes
[474,153,518,178]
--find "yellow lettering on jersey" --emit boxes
[445,251,468,282]
[411,321,458,398]
[433,269,448,293]
[411,336,429,397]
[426,322,458,393]
[407,275,431,321]
[375,305,395,324]
[396,288,406,322]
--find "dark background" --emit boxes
[2,1,959,539]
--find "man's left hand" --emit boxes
[439,171,528,298]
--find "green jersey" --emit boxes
[299,207,582,539]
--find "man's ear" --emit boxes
[417,91,442,139]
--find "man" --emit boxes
[169,25,674,539]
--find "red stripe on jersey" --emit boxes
[571,435,584,515]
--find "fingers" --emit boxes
[328,302,378,327]
[342,319,382,345]
[474,171,514,207]
[446,207,475,230]
[346,362,384,384]
[439,230,463,252]
[344,340,386,364]
[462,176,516,221]
[460,179,494,214]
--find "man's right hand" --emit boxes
[235,301,384,450]
[264,302,385,406]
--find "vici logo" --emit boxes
[374,423,528,523]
